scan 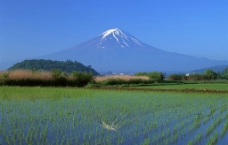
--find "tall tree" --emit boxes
[222,67,228,79]
[147,72,164,82]
[204,69,217,80]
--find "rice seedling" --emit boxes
[206,131,218,145]
[220,120,228,138]
[0,87,228,144]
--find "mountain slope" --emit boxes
[38,28,228,73]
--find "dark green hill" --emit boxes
[7,59,99,75]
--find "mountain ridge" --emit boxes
[191,65,228,74]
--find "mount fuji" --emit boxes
[62,28,161,51]
[39,28,227,73]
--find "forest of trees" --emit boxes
[7,59,99,75]
[133,67,228,82]
[168,68,228,81]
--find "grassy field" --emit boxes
[0,86,228,144]
[138,83,228,91]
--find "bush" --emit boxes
[72,71,93,87]
[1,73,9,85]
[86,83,101,88]
[168,74,186,81]
[51,69,62,80]
[135,71,164,82]
[147,72,164,82]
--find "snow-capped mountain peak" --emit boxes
[98,28,146,48]
[102,28,119,39]
[69,28,157,50]
[102,28,128,39]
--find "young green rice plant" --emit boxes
[220,103,228,114]
[190,131,203,144]
[187,139,193,145]
[206,118,219,137]
[206,131,218,145]
[0,87,228,144]
[192,116,202,130]
[220,120,228,138]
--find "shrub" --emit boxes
[168,74,186,81]
[135,72,164,82]
[72,71,93,87]
[51,69,62,80]
[1,73,9,84]
[147,72,164,82]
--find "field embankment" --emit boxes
[91,86,228,94]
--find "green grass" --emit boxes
[138,83,228,91]
[0,87,228,144]
[0,86,94,100]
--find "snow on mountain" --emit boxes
[99,28,147,48]
[102,28,119,39]
[69,28,157,50]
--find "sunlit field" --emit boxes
[139,83,228,91]
[94,75,149,82]
[0,87,228,145]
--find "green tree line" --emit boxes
[168,68,228,81]
[8,59,99,75]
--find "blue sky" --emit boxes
[0,0,228,62]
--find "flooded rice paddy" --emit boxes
[0,87,228,145]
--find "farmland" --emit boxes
[139,83,228,91]
[0,86,228,144]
